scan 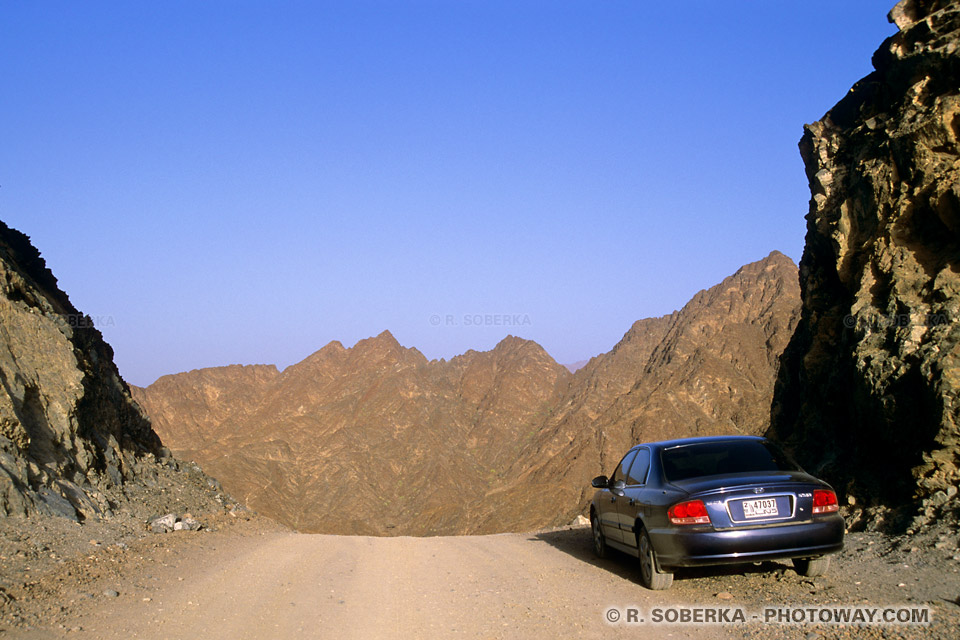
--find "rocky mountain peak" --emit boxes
[350,329,426,367]
[284,340,346,374]
[367,329,400,346]
[490,335,553,359]
[759,250,795,270]
[318,340,346,354]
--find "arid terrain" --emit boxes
[1,510,959,639]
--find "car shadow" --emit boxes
[530,527,792,586]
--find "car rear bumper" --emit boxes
[650,515,844,569]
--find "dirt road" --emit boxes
[23,528,722,640]
[4,521,959,639]
[4,523,725,640]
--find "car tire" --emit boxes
[793,555,831,576]
[637,527,673,590]
[591,513,608,559]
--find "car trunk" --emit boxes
[668,471,828,529]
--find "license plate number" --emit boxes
[742,498,779,518]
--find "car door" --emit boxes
[599,449,638,544]
[616,447,652,549]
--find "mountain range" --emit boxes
[133,250,800,534]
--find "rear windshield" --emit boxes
[660,440,799,482]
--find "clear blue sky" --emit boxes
[1,1,897,386]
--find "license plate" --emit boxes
[741,498,779,518]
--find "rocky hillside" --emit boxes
[468,251,801,532]
[133,333,570,535]
[769,0,960,527]
[0,221,227,524]
[136,252,800,535]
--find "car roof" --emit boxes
[630,435,766,452]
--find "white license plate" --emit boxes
[741,498,779,518]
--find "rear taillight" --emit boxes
[812,489,839,514]
[668,499,711,525]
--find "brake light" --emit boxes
[668,499,711,525]
[812,490,839,514]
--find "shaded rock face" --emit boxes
[769,0,960,520]
[138,252,800,535]
[0,221,163,520]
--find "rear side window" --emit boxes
[660,440,799,482]
[611,450,638,484]
[626,448,650,485]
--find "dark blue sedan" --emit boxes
[589,435,844,590]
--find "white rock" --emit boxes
[149,514,176,533]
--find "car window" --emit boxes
[611,450,638,484]
[625,448,650,485]
[660,440,800,482]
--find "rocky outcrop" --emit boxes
[769,0,960,524]
[0,221,163,520]
[138,252,801,534]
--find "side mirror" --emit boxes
[610,479,626,496]
[591,475,609,488]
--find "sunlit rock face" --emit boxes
[134,331,571,535]
[769,0,960,523]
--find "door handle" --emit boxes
[628,499,636,506]
[610,496,617,503]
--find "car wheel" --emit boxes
[637,528,673,590]
[591,513,608,559]
[793,555,831,576]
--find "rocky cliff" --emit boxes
[0,223,144,517]
[769,0,960,527]
[0,220,230,524]
[138,252,801,535]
